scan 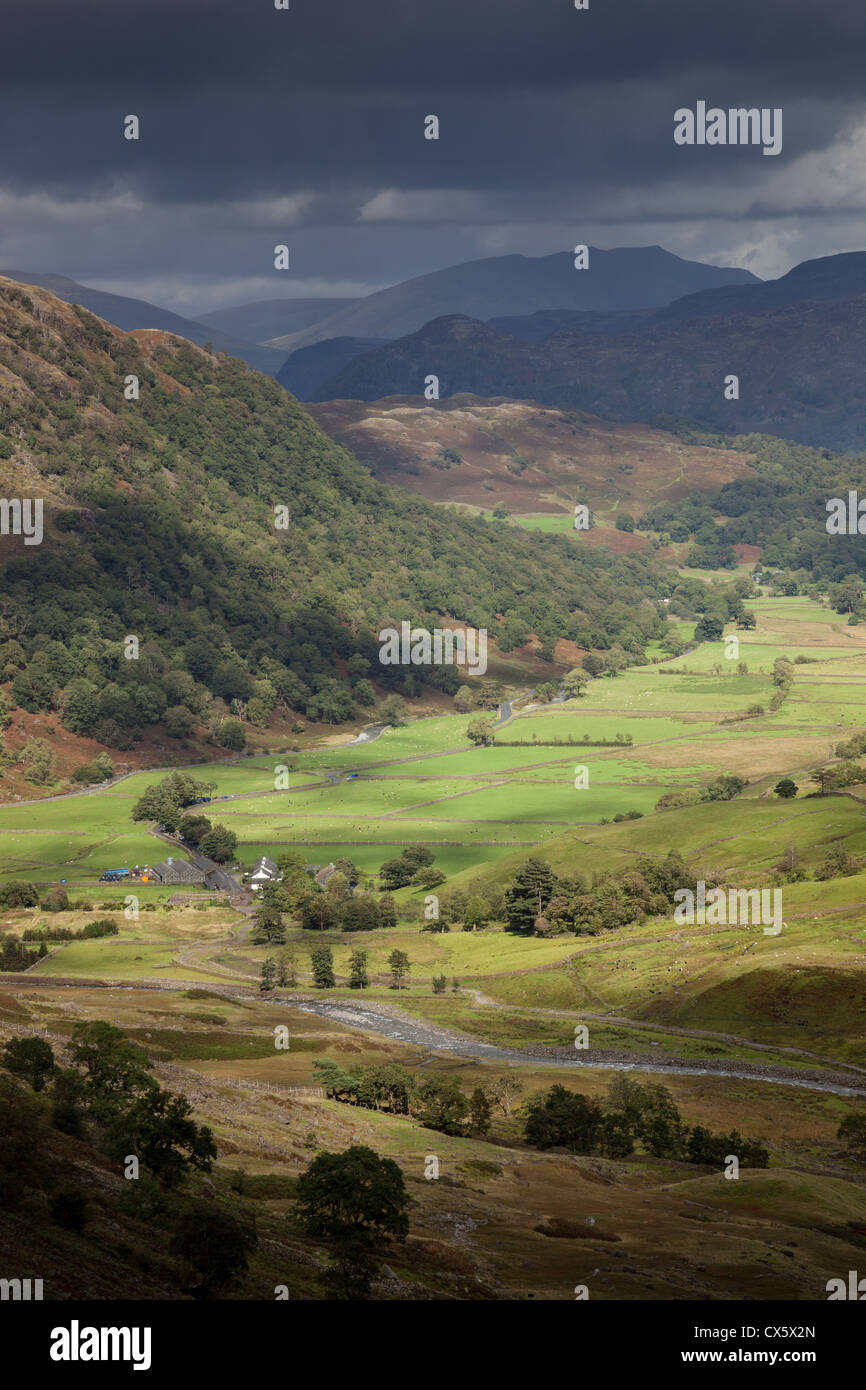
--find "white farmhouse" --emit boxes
[250,855,280,891]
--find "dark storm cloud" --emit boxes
[1,0,864,308]
[1,0,863,194]
[6,0,866,93]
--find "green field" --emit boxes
[3,596,866,892]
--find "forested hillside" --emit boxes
[0,280,666,753]
[642,423,866,592]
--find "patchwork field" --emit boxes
[3,596,866,889]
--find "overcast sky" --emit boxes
[2,0,865,315]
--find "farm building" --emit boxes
[250,855,280,891]
[204,867,236,892]
[313,862,337,888]
[149,858,206,886]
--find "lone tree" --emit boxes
[379,695,408,727]
[466,716,496,747]
[311,944,335,989]
[774,778,798,799]
[487,1074,524,1118]
[199,825,238,863]
[68,1021,154,1119]
[296,1145,410,1248]
[454,684,475,713]
[416,1074,469,1135]
[251,905,286,945]
[464,894,490,931]
[170,1203,257,1299]
[813,766,839,796]
[504,857,557,934]
[276,948,297,988]
[387,949,410,989]
[469,1086,492,1136]
[260,957,276,993]
[106,1087,217,1189]
[563,667,591,698]
[349,949,369,990]
[694,614,725,642]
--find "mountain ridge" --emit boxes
[265,245,760,353]
[197,296,360,345]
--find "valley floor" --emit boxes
[2,595,866,1298]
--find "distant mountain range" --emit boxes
[1,246,757,395]
[488,250,866,340]
[655,249,866,324]
[264,245,759,353]
[9,249,866,451]
[316,252,866,452]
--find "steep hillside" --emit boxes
[3,980,863,1303]
[269,246,758,353]
[0,271,286,376]
[0,279,668,763]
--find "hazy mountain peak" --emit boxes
[265,245,760,354]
